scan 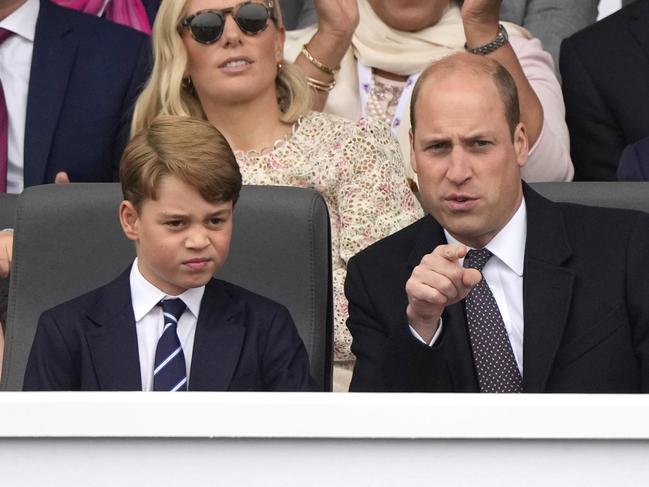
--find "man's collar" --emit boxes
[0,0,38,42]
[444,198,527,276]
[129,258,206,322]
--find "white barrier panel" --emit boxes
[1,393,648,486]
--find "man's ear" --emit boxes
[119,200,140,242]
[409,128,418,174]
[513,122,529,168]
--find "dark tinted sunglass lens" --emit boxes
[235,3,270,34]
[190,11,224,43]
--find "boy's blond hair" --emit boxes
[120,116,242,209]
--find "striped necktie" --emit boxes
[0,28,15,193]
[154,298,188,392]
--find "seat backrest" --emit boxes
[0,193,18,328]
[0,193,18,230]
[1,184,332,391]
[530,182,649,213]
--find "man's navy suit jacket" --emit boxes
[24,0,150,186]
[346,184,649,392]
[23,269,316,391]
[560,0,649,181]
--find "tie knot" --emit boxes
[159,298,186,323]
[0,28,14,45]
[463,248,492,272]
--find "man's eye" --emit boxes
[427,142,449,152]
[473,140,491,147]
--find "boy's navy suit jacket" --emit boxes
[23,268,316,391]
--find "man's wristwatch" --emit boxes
[465,24,509,56]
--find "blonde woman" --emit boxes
[132,0,423,391]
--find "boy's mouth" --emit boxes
[183,258,211,270]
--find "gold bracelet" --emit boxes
[306,76,336,92]
[301,44,339,76]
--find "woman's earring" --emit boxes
[182,76,194,90]
[277,62,283,72]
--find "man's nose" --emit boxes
[446,148,472,184]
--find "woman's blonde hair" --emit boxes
[131,0,312,136]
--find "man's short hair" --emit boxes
[410,53,521,139]
[120,116,242,209]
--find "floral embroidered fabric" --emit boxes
[236,111,423,374]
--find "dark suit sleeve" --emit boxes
[618,143,648,181]
[111,35,152,180]
[346,256,451,392]
[560,37,623,181]
[261,304,317,391]
[625,213,649,391]
[23,311,79,391]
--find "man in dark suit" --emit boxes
[560,0,649,181]
[15,0,149,188]
[0,0,150,312]
[23,116,315,391]
[346,52,649,393]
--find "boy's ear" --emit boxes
[119,200,140,242]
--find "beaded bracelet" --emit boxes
[301,44,339,76]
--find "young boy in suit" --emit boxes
[23,116,315,391]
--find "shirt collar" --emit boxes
[0,0,38,43]
[444,197,527,276]
[129,258,206,322]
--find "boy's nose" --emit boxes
[185,230,210,249]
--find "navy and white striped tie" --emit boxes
[154,298,188,392]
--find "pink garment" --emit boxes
[52,0,152,35]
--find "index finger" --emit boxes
[432,243,469,262]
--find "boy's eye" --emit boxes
[165,220,183,227]
[208,217,224,226]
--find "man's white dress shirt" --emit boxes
[0,0,38,194]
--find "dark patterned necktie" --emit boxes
[463,249,523,393]
[154,298,188,392]
[0,28,15,193]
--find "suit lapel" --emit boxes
[188,280,246,391]
[628,1,649,65]
[24,0,78,186]
[85,269,143,391]
[521,185,575,392]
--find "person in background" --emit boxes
[130,0,423,392]
[0,0,151,363]
[618,135,649,181]
[50,0,152,33]
[346,53,649,393]
[561,0,649,181]
[285,0,573,187]
[499,0,598,72]
[282,0,599,72]
[279,0,315,29]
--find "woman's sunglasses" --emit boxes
[179,1,276,45]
